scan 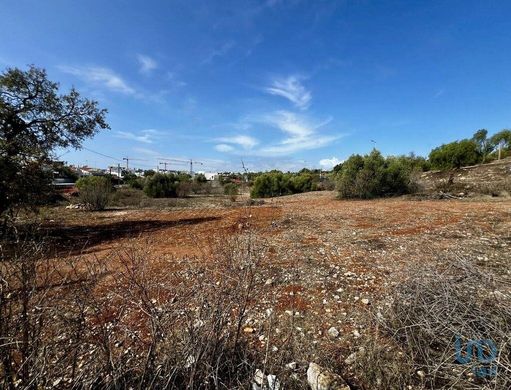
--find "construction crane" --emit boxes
[158,158,204,174]
[122,157,147,170]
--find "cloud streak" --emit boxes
[115,129,162,144]
[59,65,135,95]
[213,111,339,157]
[202,41,236,64]
[216,135,259,150]
[258,111,337,155]
[265,75,311,110]
[137,54,158,74]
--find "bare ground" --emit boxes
[44,191,511,330]
[31,191,511,387]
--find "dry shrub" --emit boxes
[109,187,145,207]
[472,178,511,197]
[357,257,511,389]
[0,229,319,389]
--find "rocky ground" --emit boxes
[38,191,511,388]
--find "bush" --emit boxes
[143,173,195,198]
[76,176,112,210]
[250,171,320,198]
[143,173,179,198]
[429,139,481,170]
[194,173,207,183]
[176,181,192,197]
[224,182,239,201]
[336,149,418,199]
[358,257,511,389]
[122,172,144,189]
[110,187,145,207]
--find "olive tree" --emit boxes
[0,66,109,222]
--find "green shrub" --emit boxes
[143,173,179,198]
[250,171,320,198]
[76,176,112,210]
[336,149,418,199]
[223,183,239,201]
[143,173,194,198]
[194,173,207,183]
[429,140,481,170]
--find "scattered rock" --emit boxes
[327,326,339,338]
[254,369,265,386]
[307,362,350,390]
[267,374,281,390]
[344,352,357,365]
[286,361,298,370]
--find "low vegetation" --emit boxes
[357,257,511,389]
[2,65,511,389]
[76,176,112,210]
[250,170,322,198]
[335,149,425,199]
[223,182,240,201]
[429,129,511,169]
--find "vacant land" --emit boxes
[4,191,510,389]
[47,191,511,275]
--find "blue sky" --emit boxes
[2,0,511,172]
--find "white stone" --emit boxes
[327,327,340,338]
[307,362,350,390]
[267,374,281,390]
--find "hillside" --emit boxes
[418,157,511,195]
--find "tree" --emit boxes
[194,173,207,183]
[490,129,511,159]
[143,173,178,198]
[428,140,481,169]
[471,129,493,162]
[0,66,109,220]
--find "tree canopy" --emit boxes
[0,65,109,218]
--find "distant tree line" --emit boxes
[3,65,511,214]
[330,129,511,199]
[428,129,511,169]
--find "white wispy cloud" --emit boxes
[258,111,337,155]
[265,75,311,110]
[115,129,162,144]
[216,135,259,150]
[215,144,235,152]
[213,111,339,157]
[319,157,342,169]
[202,40,236,64]
[59,65,135,95]
[137,54,158,74]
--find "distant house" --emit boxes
[199,172,219,181]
